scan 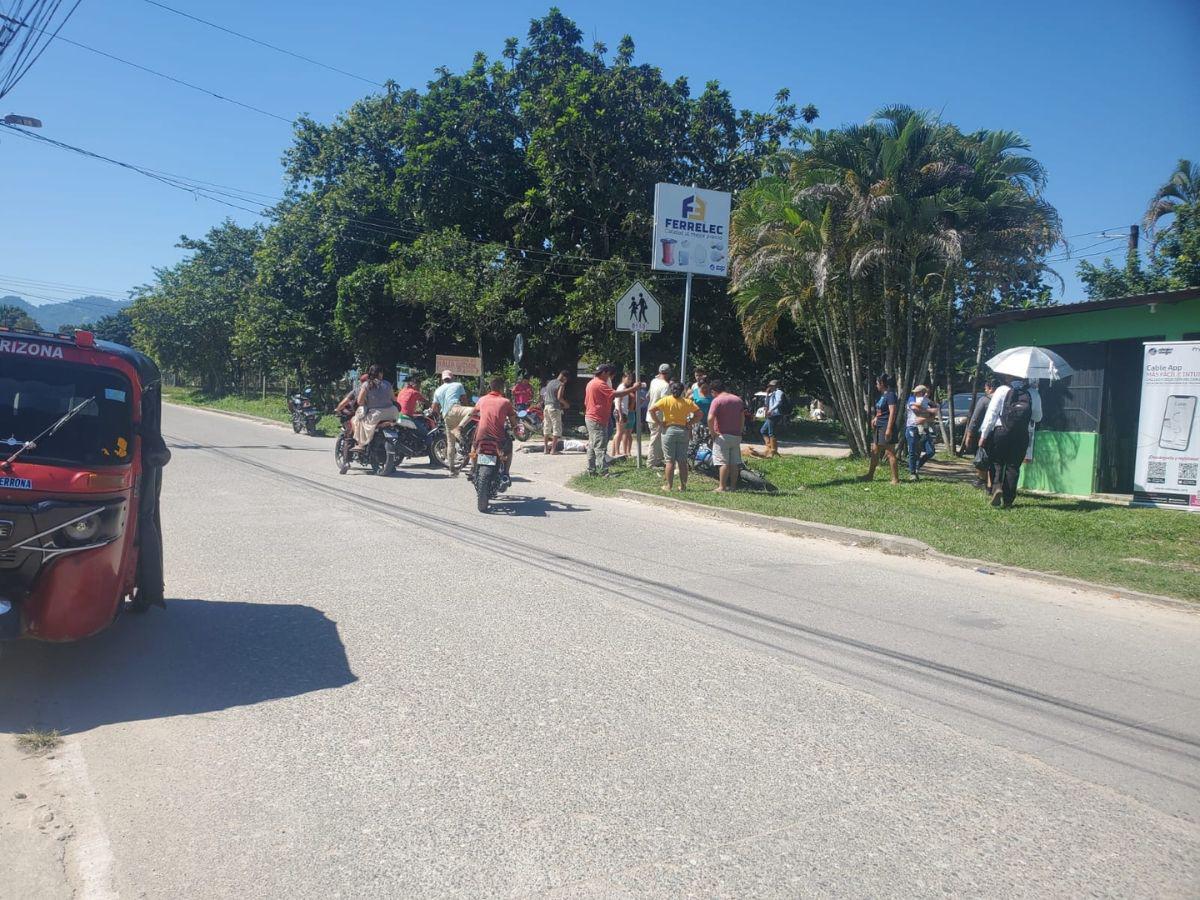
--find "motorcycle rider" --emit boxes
[431,369,467,465]
[473,376,519,485]
[351,364,398,453]
[443,391,476,477]
[335,374,367,437]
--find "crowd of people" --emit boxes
[862,372,1042,509]
[330,361,1041,509]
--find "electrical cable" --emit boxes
[141,0,385,88]
[11,16,294,123]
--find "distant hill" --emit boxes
[0,295,131,332]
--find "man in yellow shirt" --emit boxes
[650,381,700,492]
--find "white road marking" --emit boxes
[47,740,118,899]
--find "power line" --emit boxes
[0,272,129,296]
[141,0,385,88]
[0,0,83,98]
[1,123,665,287]
[12,17,294,123]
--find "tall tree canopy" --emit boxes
[730,107,1061,454]
[132,9,809,388]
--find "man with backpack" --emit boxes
[979,374,1041,508]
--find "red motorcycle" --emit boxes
[513,402,543,442]
[0,327,170,641]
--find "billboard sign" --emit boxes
[1133,341,1200,509]
[651,183,731,277]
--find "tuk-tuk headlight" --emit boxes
[61,515,101,544]
[51,505,123,549]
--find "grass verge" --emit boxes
[163,386,339,437]
[16,729,62,755]
[572,454,1200,602]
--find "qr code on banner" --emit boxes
[1180,463,1199,486]
[1147,460,1167,484]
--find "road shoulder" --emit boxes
[0,739,72,899]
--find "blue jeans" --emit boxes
[906,426,935,474]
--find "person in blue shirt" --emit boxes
[751,379,785,458]
[861,373,900,484]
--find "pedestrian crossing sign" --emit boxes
[615,281,661,333]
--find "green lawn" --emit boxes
[163,386,340,436]
[572,454,1200,602]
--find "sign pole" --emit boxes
[679,271,693,382]
[634,329,642,468]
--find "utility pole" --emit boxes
[1128,224,1139,253]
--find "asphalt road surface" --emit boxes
[3,404,1198,898]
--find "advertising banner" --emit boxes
[651,183,731,277]
[1133,341,1200,509]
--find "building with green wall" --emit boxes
[970,287,1200,497]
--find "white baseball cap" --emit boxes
[441,370,453,380]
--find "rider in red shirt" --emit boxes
[396,381,424,416]
[474,377,519,445]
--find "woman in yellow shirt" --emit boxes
[650,382,701,492]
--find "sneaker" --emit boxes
[990,490,1004,508]
[907,472,919,482]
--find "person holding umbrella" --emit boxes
[980,346,1063,508]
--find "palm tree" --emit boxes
[731,108,1061,455]
[1144,159,1199,243]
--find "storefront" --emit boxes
[969,287,1200,497]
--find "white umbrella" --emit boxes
[986,345,1074,382]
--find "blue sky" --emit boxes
[2,0,1198,306]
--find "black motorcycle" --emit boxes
[466,426,513,512]
[287,389,322,436]
[335,413,402,476]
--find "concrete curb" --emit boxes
[616,489,1197,613]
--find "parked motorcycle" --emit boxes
[688,423,775,492]
[513,403,543,442]
[287,388,322,436]
[467,426,513,512]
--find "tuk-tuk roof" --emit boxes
[94,338,162,387]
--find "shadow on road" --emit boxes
[169,443,331,452]
[488,495,590,517]
[0,599,356,735]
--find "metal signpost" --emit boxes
[616,281,661,468]
[650,182,732,379]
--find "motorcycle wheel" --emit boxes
[334,434,350,474]
[292,418,303,434]
[476,465,494,512]
[514,421,531,442]
[381,452,397,477]
[738,467,776,492]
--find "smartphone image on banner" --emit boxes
[1158,395,1198,451]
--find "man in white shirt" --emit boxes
[645,364,672,468]
[979,375,1042,508]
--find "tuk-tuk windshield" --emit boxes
[0,358,134,468]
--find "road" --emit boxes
[2,404,1199,898]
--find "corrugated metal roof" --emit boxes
[967,286,1200,328]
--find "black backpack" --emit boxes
[993,386,1032,447]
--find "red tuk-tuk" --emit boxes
[0,327,170,641]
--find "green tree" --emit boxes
[91,310,134,346]
[130,220,262,391]
[1079,158,1199,299]
[0,304,39,331]
[731,109,1061,454]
